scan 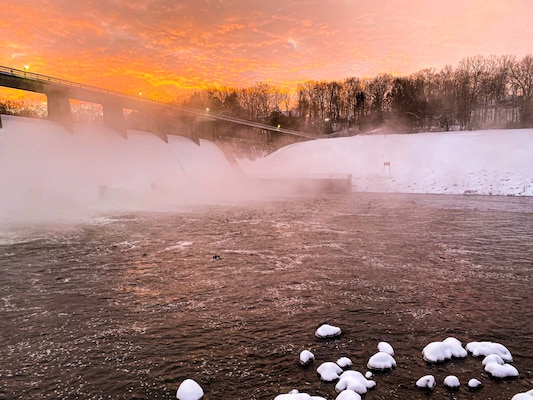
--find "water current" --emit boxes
[1,193,532,399]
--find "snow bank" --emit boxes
[242,129,533,196]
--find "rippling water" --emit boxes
[1,193,532,399]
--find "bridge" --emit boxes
[0,66,319,159]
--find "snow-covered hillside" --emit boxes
[241,129,533,196]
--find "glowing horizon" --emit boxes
[1,0,532,101]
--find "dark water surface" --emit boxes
[1,193,532,399]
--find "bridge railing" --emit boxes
[0,65,318,139]
[0,65,169,107]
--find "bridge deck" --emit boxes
[0,66,316,139]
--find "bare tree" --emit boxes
[367,74,393,125]
[510,54,533,127]
[177,53,532,134]
[455,56,492,129]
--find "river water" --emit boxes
[1,193,532,400]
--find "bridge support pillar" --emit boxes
[103,102,127,138]
[46,90,74,133]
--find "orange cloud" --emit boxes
[1,0,532,102]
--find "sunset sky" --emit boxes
[1,0,532,101]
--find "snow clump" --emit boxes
[377,341,394,355]
[315,323,342,339]
[367,351,396,370]
[336,357,353,368]
[335,370,376,394]
[512,389,533,400]
[466,341,513,361]
[416,375,436,390]
[484,362,519,379]
[300,350,315,366]
[482,354,505,366]
[443,375,460,389]
[467,378,483,390]
[176,379,204,400]
[316,362,343,381]
[274,389,326,400]
[335,390,362,400]
[422,337,467,362]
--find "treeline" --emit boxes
[182,54,533,134]
[0,99,46,118]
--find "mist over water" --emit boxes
[0,115,254,225]
[2,115,532,226]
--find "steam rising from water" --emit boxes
[0,115,251,224]
[2,115,532,225]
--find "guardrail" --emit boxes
[0,65,318,139]
[0,65,168,106]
